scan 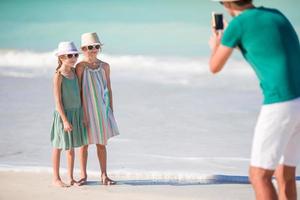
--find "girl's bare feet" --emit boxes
[101,175,116,186]
[77,177,87,186]
[52,179,68,187]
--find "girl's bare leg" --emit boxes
[52,148,68,187]
[78,145,88,185]
[66,148,78,186]
[96,144,116,185]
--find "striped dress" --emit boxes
[82,63,119,145]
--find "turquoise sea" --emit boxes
[0,0,299,56]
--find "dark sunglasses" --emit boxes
[66,53,79,59]
[87,45,101,50]
[219,1,224,5]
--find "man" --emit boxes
[209,0,300,199]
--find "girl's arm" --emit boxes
[103,63,114,112]
[75,63,84,92]
[75,63,89,126]
[53,73,72,132]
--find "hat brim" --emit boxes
[55,50,80,56]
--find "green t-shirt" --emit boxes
[222,7,300,104]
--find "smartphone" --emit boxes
[212,12,224,30]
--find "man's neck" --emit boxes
[233,4,255,17]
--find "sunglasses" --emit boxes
[87,45,101,50]
[66,53,79,59]
[219,1,224,5]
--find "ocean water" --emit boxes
[0,0,299,183]
[0,0,299,56]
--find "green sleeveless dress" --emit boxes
[51,70,88,150]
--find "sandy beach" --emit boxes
[0,171,253,200]
[1,171,300,200]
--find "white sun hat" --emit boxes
[81,32,103,47]
[55,41,79,56]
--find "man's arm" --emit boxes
[209,32,234,74]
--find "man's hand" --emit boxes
[208,21,234,74]
[209,30,222,51]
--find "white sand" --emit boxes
[0,171,298,200]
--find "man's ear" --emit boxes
[223,2,232,9]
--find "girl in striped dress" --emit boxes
[76,32,119,185]
[51,41,88,187]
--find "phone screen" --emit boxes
[212,12,224,30]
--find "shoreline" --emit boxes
[0,164,299,184]
[0,164,250,184]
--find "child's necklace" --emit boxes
[87,60,100,69]
[60,69,74,79]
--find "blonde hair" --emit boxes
[55,57,63,72]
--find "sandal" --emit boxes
[69,179,81,186]
[101,175,116,185]
[77,177,87,186]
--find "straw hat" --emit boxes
[81,32,103,47]
[55,41,79,56]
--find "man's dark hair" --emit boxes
[233,0,253,6]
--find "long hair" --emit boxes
[55,57,62,72]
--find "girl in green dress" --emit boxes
[51,41,88,187]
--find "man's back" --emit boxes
[222,7,300,104]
